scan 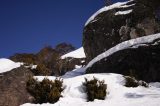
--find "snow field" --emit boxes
[21,67,160,106]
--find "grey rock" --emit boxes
[0,67,34,106]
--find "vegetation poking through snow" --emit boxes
[26,77,63,104]
[124,76,149,88]
[83,77,107,101]
[31,64,51,76]
[124,76,139,87]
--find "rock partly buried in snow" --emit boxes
[0,66,34,106]
[86,33,160,82]
[83,0,160,62]
[60,47,86,75]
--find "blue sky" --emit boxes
[0,0,125,57]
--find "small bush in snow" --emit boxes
[124,76,149,88]
[26,77,63,104]
[31,64,51,76]
[83,77,107,101]
[124,76,139,87]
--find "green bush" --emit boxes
[83,77,107,101]
[124,76,149,88]
[26,77,63,104]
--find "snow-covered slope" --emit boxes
[61,47,86,59]
[0,58,22,73]
[85,0,135,26]
[86,33,160,69]
[21,67,160,106]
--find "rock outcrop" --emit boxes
[86,34,160,82]
[0,67,34,106]
[83,0,160,62]
[83,0,160,82]
[10,43,84,76]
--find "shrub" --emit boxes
[124,76,139,87]
[26,77,63,104]
[31,64,51,76]
[83,77,107,101]
[124,76,149,88]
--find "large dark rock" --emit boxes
[83,0,160,82]
[86,37,160,82]
[83,0,160,62]
[0,67,34,106]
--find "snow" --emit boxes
[86,33,160,69]
[150,82,160,88]
[75,65,82,69]
[31,65,37,69]
[62,67,86,78]
[21,67,160,106]
[61,47,86,59]
[85,0,134,26]
[115,9,133,15]
[0,58,22,73]
[25,64,37,69]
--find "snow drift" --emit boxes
[0,58,22,73]
[61,47,86,59]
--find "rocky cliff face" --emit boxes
[83,0,160,62]
[83,0,160,82]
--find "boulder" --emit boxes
[83,0,160,62]
[86,34,160,82]
[0,67,34,106]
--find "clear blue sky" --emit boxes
[0,0,125,57]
